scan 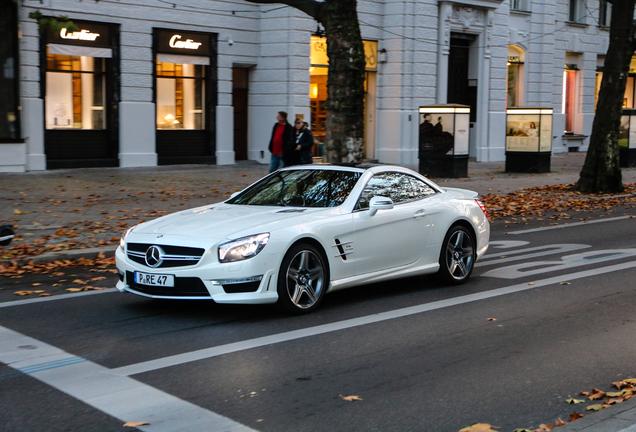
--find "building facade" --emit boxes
[0,0,625,172]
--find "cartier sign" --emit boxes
[60,28,100,41]
[157,29,211,56]
[48,21,111,47]
[169,35,202,50]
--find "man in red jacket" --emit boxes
[268,111,293,172]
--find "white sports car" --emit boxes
[115,164,489,314]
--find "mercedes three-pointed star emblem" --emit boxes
[145,245,165,268]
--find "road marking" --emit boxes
[112,259,636,377]
[0,288,117,309]
[0,326,257,432]
[482,249,636,279]
[477,244,590,267]
[505,216,631,235]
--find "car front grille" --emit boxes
[125,271,210,297]
[126,243,205,268]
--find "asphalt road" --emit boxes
[1,212,636,432]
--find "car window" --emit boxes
[357,172,415,209]
[228,170,361,207]
[409,175,437,199]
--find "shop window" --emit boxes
[510,0,530,12]
[563,67,578,133]
[46,48,107,130]
[507,46,525,108]
[156,61,205,129]
[599,1,611,27]
[0,0,20,140]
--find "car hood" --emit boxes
[132,203,327,240]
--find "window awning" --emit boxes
[48,43,112,58]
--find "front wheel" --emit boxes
[437,225,475,285]
[276,243,328,314]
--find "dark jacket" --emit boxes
[285,128,314,166]
[268,122,293,154]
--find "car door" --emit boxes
[350,172,433,276]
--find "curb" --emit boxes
[0,246,116,265]
[557,395,636,431]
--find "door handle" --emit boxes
[413,209,427,218]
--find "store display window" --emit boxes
[156,61,205,129]
[46,49,107,129]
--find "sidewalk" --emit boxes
[0,153,635,432]
[0,152,635,264]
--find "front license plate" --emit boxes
[134,271,175,287]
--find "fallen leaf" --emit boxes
[588,389,606,400]
[528,282,534,285]
[39,293,52,297]
[565,396,585,404]
[586,404,604,411]
[559,282,571,285]
[32,283,42,286]
[339,394,363,402]
[459,424,499,432]
[533,424,554,432]
[487,318,497,321]
[555,418,566,426]
[569,412,585,421]
[123,421,150,427]
[14,209,28,215]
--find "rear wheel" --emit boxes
[276,243,328,314]
[437,225,475,285]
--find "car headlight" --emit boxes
[218,233,270,263]
[120,226,135,249]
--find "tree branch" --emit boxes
[243,0,322,20]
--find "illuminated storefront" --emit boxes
[309,37,377,158]
[154,29,217,165]
[43,21,119,168]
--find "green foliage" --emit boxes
[28,11,78,34]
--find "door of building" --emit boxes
[232,68,249,161]
[447,34,477,123]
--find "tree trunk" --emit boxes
[575,0,635,193]
[320,0,366,163]
[243,0,366,163]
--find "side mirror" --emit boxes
[368,196,394,216]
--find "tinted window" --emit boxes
[228,170,361,207]
[409,176,437,199]
[357,172,414,209]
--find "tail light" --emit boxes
[475,199,488,217]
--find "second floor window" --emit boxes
[510,0,529,11]
[599,0,612,27]
[569,0,585,23]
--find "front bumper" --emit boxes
[115,245,280,304]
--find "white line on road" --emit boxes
[112,259,636,377]
[0,326,257,432]
[0,288,117,309]
[506,216,632,235]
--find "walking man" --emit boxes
[268,111,293,172]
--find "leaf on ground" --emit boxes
[612,381,628,389]
[14,291,34,296]
[565,396,585,404]
[586,404,604,411]
[339,394,363,402]
[588,389,606,400]
[569,412,585,421]
[459,424,500,432]
[14,209,28,215]
[555,418,567,426]
[512,429,533,432]
[559,282,571,285]
[606,391,625,397]
[487,318,497,321]
[123,421,150,427]
[533,424,554,432]
[39,293,51,297]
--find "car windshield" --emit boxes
[228,169,361,207]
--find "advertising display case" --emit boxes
[505,107,553,173]
[619,108,636,167]
[418,104,470,178]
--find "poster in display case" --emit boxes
[505,108,553,173]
